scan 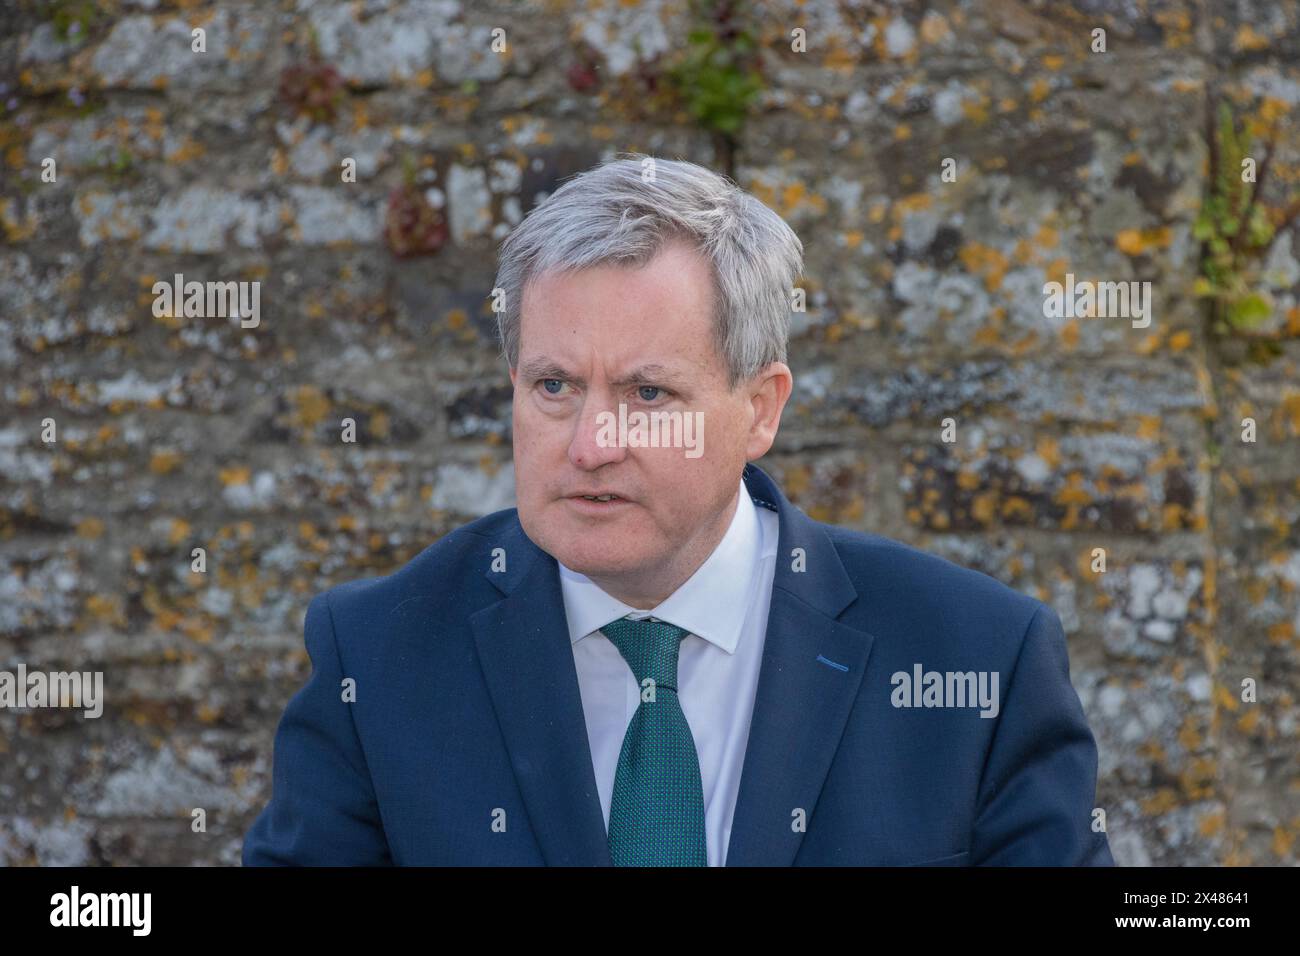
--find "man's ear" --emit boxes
[509,365,517,387]
[745,362,793,461]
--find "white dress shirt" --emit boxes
[558,475,779,866]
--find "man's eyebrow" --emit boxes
[610,364,689,388]
[516,357,571,382]
[516,357,689,388]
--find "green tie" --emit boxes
[600,616,708,866]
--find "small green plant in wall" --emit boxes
[97,145,135,181]
[1194,94,1300,338]
[663,0,766,177]
[48,0,99,43]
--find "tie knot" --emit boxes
[600,617,690,690]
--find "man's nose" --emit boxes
[568,394,627,470]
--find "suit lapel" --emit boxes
[470,523,612,866]
[724,464,876,866]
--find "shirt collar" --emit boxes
[558,474,762,655]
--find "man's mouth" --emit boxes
[566,492,631,510]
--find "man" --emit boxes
[242,154,1113,866]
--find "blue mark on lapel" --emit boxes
[816,654,849,672]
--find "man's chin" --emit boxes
[550,543,645,577]
[521,504,656,572]
[541,529,647,577]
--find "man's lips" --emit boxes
[565,492,633,509]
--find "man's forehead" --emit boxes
[514,253,723,383]
[523,249,709,306]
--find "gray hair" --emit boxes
[493,152,803,390]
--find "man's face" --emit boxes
[509,239,790,608]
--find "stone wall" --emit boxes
[1,0,1297,865]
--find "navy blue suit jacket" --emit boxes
[242,462,1113,865]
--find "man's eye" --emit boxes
[541,379,566,395]
[638,385,666,402]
